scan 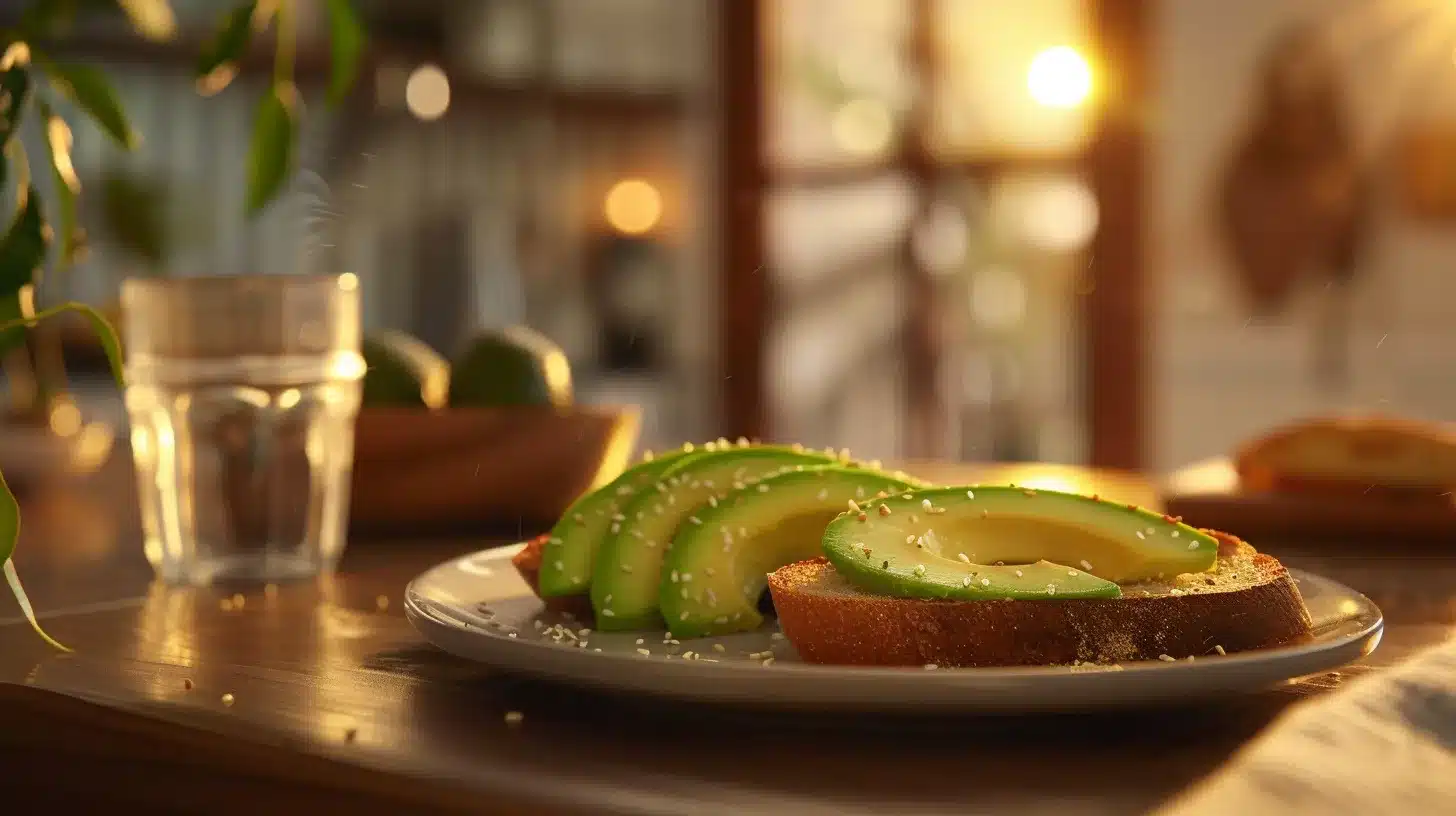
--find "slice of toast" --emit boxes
[1234,415,1456,500]
[768,532,1313,668]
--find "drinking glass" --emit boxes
[121,274,365,585]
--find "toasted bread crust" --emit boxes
[1234,415,1456,498]
[768,541,1313,668]
[511,535,595,618]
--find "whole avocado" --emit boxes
[448,326,573,408]
[361,330,450,409]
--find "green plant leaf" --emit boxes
[47,62,137,150]
[37,100,80,265]
[0,301,125,388]
[246,83,297,215]
[101,171,166,265]
[115,0,178,42]
[0,187,48,297]
[195,1,258,95]
[324,0,366,107]
[0,288,24,358]
[2,559,69,652]
[0,64,32,146]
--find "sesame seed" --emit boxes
[921,498,933,511]
[903,494,913,500]
[913,564,927,576]
[1187,542,1199,550]
[1068,570,1079,576]
[504,710,524,725]
[966,490,975,499]
[962,576,972,586]
[601,609,616,617]
[681,572,693,582]
[761,657,776,667]
[670,570,679,582]
[573,513,585,523]
[856,486,866,498]
[707,496,718,508]
[1214,645,1226,656]
[1158,654,1176,663]
[604,594,613,604]
[1145,527,1155,535]
[679,611,688,620]
[1046,585,1057,595]
[636,638,644,645]
[847,499,861,513]
[680,587,689,598]
[906,535,916,544]
[1186,655,1196,663]
[1015,570,1024,577]
[689,516,702,525]
[620,563,633,573]
[1171,530,1180,538]
[637,648,651,657]
[1079,560,1093,571]
[980,578,990,586]
[1136,531,1146,540]
[957,553,970,563]
[878,504,892,516]
[554,560,565,571]
[758,484,770,493]
[924,664,938,670]
[221,693,235,706]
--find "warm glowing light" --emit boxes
[603,179,663,235]
[1021,179,1099,251]
[830,98,895,156]
[405,64,451,121]
[1027,46,1093,109]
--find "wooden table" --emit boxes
[1,455,1451,814]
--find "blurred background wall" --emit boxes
[11,0,1456,472]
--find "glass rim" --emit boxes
[121,273,358,299]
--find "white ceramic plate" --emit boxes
[405,543,1384,713]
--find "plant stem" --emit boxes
[273,0,296,87]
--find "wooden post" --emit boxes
[1085,0,1149,470]
[717,0,769,441]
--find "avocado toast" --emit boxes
[510,442,1313,668]
[769,487,1312,667]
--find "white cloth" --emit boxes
[1162,638,1456,815]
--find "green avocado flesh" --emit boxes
[660,466,922,638]
[822,486,1220,601]
[537,444,705,598]
[590,446,843,630]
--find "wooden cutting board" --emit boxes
[1161,458,1456,543]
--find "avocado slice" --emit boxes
[537,442,707,598]
[589,445,843,630]
[361,330,450,408]
[661,465,923,637]
[449,325,573,408]
[822,486,1221,601]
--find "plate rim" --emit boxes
[404,543,1384,710]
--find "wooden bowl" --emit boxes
[349,406,641,535]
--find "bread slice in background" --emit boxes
[1235,415,1456,500]
[768,533,1313,668]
